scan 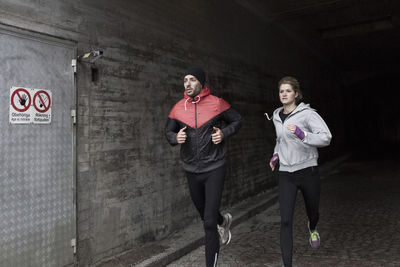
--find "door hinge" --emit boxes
[71,238,76,254]
[71,109,76,125]
[71,59,77,73]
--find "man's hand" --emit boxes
[211,127,224,144]
[176,126,187,144]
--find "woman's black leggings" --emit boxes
[279,166,320,267]
[186,165,226,267]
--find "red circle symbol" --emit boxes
[33,90,51,113]
[11,88,31,112]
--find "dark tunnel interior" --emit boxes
[260,0,400,160]
[344,76,399,157]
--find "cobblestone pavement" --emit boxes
[168,159,400,267]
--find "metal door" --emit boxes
[0,24,76,267]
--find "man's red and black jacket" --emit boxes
[165,86,241,173]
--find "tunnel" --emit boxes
[0,0,399,266]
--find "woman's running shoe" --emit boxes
[308,222,320,248]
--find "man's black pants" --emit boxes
[186,165,226,267]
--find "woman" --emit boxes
[269,76,332,267]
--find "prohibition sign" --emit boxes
[11,88,31,112]
[33,90,51,113]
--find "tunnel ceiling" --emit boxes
[239,0,400,74]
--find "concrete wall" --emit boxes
[0,0,345,265]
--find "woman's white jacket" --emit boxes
[272,102,332,172]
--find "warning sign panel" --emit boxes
[11,88,31,112]
[9,87,52,124]
[33,89,52,124]
[10,88,32,123]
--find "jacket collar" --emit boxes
[184,86,210,100]
[273,102,312,121]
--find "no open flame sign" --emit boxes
[10,87,52,124]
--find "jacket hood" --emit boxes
[183,86,211,111]
[273,102,315,119]
[184,86,210,100]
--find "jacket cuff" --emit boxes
[170,132,179,145]
[302,131,308,142]
[221,128,229,140]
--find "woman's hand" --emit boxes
[287,124,296,133]
[269,153,279,171]
[287,125,305,140]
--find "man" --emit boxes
[165,66,241,267]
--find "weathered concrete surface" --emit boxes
[169,157,400,266]
[0,1,345,265]
[92,156,347,266]
[96,189,278,267]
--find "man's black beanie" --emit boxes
[183,66,206,87]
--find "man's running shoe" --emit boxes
[217,212,232,245]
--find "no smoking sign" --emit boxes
[33,90,51,113]
[10,87,52,124]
